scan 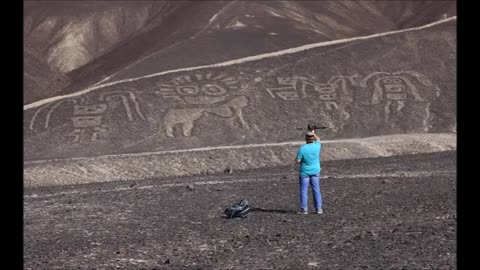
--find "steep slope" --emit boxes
[24,1,186,73]
[23,0,190,103]
[24,46,71,104]
[67,0,456,92]
[24,1,456,103]
[23,18,456,161]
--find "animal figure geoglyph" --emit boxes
[164,96,249,137]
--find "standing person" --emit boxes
[295,129,323,214]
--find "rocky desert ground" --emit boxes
[24,150,456,269]
[23,2,457,269]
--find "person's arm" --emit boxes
[312,129,320,142]
[295,149,302,164]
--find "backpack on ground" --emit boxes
[224,199,250,219]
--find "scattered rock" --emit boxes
[114,247,126,255]
[24,150,457,269]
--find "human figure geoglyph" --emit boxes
[359,71,440,122]
[29,88,147,143]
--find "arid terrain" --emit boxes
[24,151,456,269]
[24,133,456,187]
[24,18,456,164]
[24,2,456,186]
[23,2,457,269]
[24,1,456,103]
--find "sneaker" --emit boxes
[316,208,323,214]
[297,209,308,215]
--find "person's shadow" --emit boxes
[250,207,296,214]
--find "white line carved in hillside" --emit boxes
[264,75,356,132]
[29,88,147,143]
[66,88,147,142]
[99,89,146,121]
[265,75,355,110]
[29,97,85,130]
[154,71,241,105]
[67,102,108,143]
[23,17,455,111]
[356,71,441,123]
[25,68,444,147]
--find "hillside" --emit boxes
[24,1,456,104]
[24,18,456,161]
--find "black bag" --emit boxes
[224,199,250,219]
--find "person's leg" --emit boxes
[310,173,322,211]
[299,175,309,212]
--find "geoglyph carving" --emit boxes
[154,71,248,137]
[73,104,107,115]
[358,71,440,122]
[155,72,241,105]
[29,98,85,130]
[28,88,146,143]
[26,70,442,145]
[263,71,441,131]
[164,96,249,137]
[264,75,355,131]
[68,102,108,143]
[265,75,354,110]
[99,90,146,121]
